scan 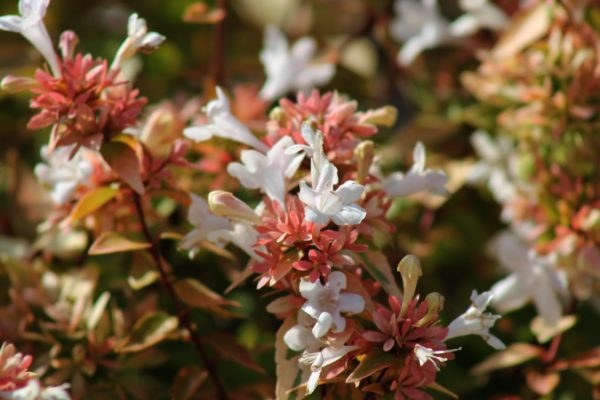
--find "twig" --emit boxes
[210,0,228,86]
[132,193,228,400]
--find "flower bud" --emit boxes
[362,106,398,127]
[269,107,286,124]
[1,75,37,94]
[415,292,444,327]
[59,30,79,61]
[355,140,374,184]
[397,254,422,317]
[208,190,260,224]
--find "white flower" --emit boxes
[413,344,460,371]
[450,0,508,37]
[445,290,505,350]
[469,130,519,203]
[299,344,357,395]
[184,87,268,152]
[299,271,365,338]
[295,126,366,225]
[390,0,454,65]
[488,231,568,327]
[383,142,448,198]
[112,13,165,69]
[227,136,302,206]
[34,145,93,205]
[259,25,335,101]
[0,380,70,400]
[181,194,262,260]
[0,0,60,76]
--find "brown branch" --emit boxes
[132,193,228,400]
[210,0,228,87]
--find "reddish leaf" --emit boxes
[174,278,240,317]
[526,369,560,396]
[205,333,265,374]
[471,343,543,375]
[101,140,145,194]
[172,366,208,400]
[116,312,178,353]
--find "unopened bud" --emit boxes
[355,140,375,184]
[59,30,79,61]
[138,32,166,54]
[397,254,422,318]
[208,191,260,224]
[1,75,37,94]
[362,106,398,127]
[269,107,286,124]
[415,292,444,327]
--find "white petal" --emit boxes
[227,161,261,190]
[449,14,481,37]
[312,312,333,338]
[294,63,335,91]
[484,334,506,350]
[299,278,323,302]
[290,37,317,65]
[283,324,309,351]
[335,181,364,204]
[0,15,22,32]
[306,370,320,395]
[327,271,347,292]
[332,204,367,226]
[338,293,365,315]
[489,273,529,313]
[183,126,213,142]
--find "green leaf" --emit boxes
[100,141,145,194]
[346,350,397,384]
[116,312,178,353]
[89,232,151,255]
[69,186,119,222]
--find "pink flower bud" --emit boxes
[1,75,37,94]
[208,191,260,224]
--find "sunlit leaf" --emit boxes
[361,252,402,299]
[116,312,178,353]
[100,140,145,195]
[526,369,560,396]
[174,278,240,316]
[275,317,303,400]
[89,232,151,255]
[69,186,119,222]
[471,343,543,375]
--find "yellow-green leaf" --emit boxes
[172,365,208,400]
[116,312,178,353]
[89,232,151,255]
[174,278,240,316]
[346,350,397,384]
[100,141,145,195]
[70,186,119,222]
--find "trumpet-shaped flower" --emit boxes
[184,87,268,152]
[227,136,303,206]
[112,13,165,69]
[445,290,505,350]
[295,126,366,225]
[283,311,322,352]
[488,231,568,327]
[299,344,357,395]
[390,0,454,65]
[181,194,261,260]
[450,0,508,37]
[299,271,365,338]
[259,25,335,101]
[383,142,448,198]
[34,145,93,205]
[0,0,60,76]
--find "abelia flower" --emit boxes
[445,290,505,350]
[383,142,448,198]
[227,136,303,206]
[299,271,365,338]
[112,13,165,69]
[414,344,460,371]
[259,25,335,101]
[184,87,268,152]
[0,0,60,76]
[0,342,70,400]
[488,231,568,327]
[299,344,357,395]
[255,196,313,248]
[450,0,508,37]
[268,91,379,163]
[390,0,454,65]
[34,144,94,205]
[283,311,322,352]
[297,127,366,225]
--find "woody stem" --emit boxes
[132,193,228,400]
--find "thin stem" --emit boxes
[542,334,562,364]
[132,193,228,400]
[210,0,228,86]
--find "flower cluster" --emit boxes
[465,0,600,324]
[181,88,503,396]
